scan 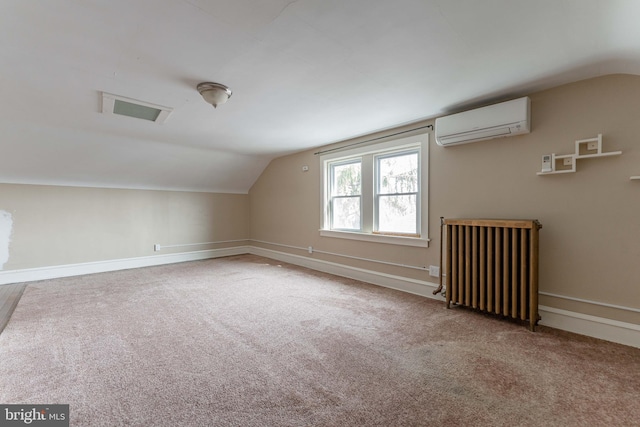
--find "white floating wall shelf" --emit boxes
[631,176,640,180]
[537,134,621,175]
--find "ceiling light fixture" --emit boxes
[197,82,232,108]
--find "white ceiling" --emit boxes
[2,0,640,193]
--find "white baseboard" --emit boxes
[1,245,637,348]
[249,246,445,301]
[538,305,639,348]
[0,246,249,285]
[249,246,639,349]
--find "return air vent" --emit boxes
[101,92,173,124]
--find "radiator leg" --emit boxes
[529,314,540,332]
[446,286,451,310]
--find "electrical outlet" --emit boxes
[429,265,440,277]
[308,246,313,254]
[587,141,598,150]
[563,157,573,166]
[154,244,161,252]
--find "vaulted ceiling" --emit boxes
[2,0,640,193]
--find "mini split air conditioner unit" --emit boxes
[435,97,531,147]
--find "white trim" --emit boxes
[250,246,639,349]
[0,245,637,348]
[540,291,640,314]
[539,305,640,348]
[157,239,249,250]
[249,246,443,300]
[0,246,249,285]
[319,229,429,247]
[252,239,426,270]
[320,133,429,247]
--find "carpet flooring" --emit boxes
[0,254,638,426]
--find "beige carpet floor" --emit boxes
[0,254,638,426]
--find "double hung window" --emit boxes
[375,150,419,236]
[329,160,362,230]
[321,133,428,247]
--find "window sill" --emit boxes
[319,229,429,247]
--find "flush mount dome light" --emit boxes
[197,82,232,108]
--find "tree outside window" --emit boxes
[376,151,418,235]
[320,133,428,247]
[330,160,361,230]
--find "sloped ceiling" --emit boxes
[2,0,640,193]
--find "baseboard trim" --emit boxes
[1,245,637,348]
[250,246,639,349]
[538,305,639,348]
[249,246,446,301]
[0,246,249,285]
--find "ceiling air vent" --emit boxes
[101,92,173,124]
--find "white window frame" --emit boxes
[320,133,429,248]
[374,149,420,236]
[328,158,362,231]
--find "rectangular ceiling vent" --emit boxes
[101,92,173,124]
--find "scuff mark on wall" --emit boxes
[0,210,13,270]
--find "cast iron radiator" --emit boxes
[442,219,542,331]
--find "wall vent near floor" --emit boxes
[101,92,173,124]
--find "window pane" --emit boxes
[378,153,418,195]
[332,161,361,196]
[378,194,417,233]
[332,196,361,230]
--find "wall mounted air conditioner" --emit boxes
[435,96,530,147]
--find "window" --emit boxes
[375,150,419,235]
[321,133,429,247]
[329,159,362,230]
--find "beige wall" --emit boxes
[0,184,249,270]
[1,74,637,327]
[249,74,640,325]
